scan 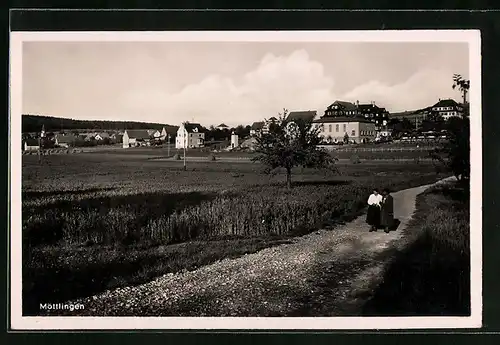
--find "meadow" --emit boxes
[22,150,449,315]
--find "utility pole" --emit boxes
[38,135,41,164]
[183,135,187,171]
[39,124,46,164]
[167,134,170,157]
[183,123,187,171]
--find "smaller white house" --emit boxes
[147,129,160,138]
[176,122,205,149]
[160,127,168,140]
[122,130,151,148]
[250,122,265,137]
[216,123,229,131]
[55,134,77,148]
[24,139,40,151]
[95,132,110,141]
[230,132,239,149]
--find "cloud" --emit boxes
[23,42,469,126]
[120,51,462,126]
[120,49,336,126]
[342,69,461,112]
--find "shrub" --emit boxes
[173,153,181,160]
[350,154,361,164]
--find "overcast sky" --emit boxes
[22,41,469,127]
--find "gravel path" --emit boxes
[49,178,453,317]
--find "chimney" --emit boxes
[356,100,359,107]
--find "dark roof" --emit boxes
[25,139,39,146]
[183,123,204,133]
[267,117,278,122]
[328,101,357,111]
[251,121,264,130]
[56,134,77,143]
[217,123,229,128]
[358,103,384,111]
[432,98,461,108]
[125,130,151,140]
[286,111,317,123]
[314,116,374,124]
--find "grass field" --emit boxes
[363,181,470,315]
[22,151,449,315]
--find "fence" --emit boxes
[332,146,434,153]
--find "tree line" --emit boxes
[22,114,178,134]
[22,114,254,141]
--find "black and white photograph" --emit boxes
[9,30,481,330]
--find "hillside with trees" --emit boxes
[22,114,179,134]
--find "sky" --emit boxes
[22,41,469,127]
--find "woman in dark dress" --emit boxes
[366,189,382,232]
[380,188,394,233]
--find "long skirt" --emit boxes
[366,205,380,226]
[380,209,394,227]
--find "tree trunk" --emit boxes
[286,167,292,189]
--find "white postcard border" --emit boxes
[9,30,482,330]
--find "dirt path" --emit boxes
[52,178,453,316]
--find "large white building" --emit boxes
[313,116,377,144]
[175,122,205,149]
[431,98,464,120]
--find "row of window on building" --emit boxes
[325,124,346,133]
[440,111,459,117]
[434,106,458,111]
[326,110,383,119]
[323,123,375,135]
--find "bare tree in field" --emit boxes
[452,74,470,105]
[252,108,337,189]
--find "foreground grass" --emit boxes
[22,154,448,315]
[363,181,470,316]
[25,236,293,316]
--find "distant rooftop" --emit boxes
[314,116,374,124]
[286,111,317,123]
[183,122,205,133]
[251,121,264,130]
[432,98,461,108]
[124,130,151,139]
